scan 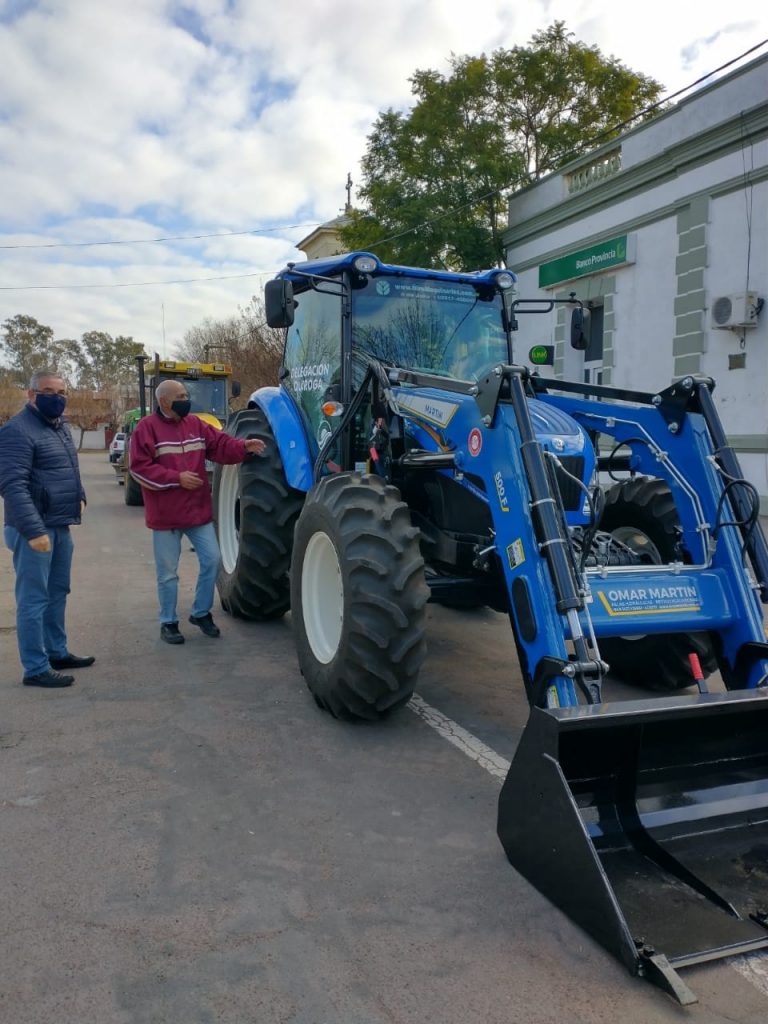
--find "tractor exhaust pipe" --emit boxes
[498,690,768,1004]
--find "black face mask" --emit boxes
[171,399,192,419]
[35,393,67,419]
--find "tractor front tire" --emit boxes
[291,472,429,721]
[213,408,304,620]
[599,476,717,691]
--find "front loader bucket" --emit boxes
[498,690,768,1004]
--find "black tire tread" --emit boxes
[214,408,304,620]
[292,472,429,721]
[124,469,144,506]
[599,476,717,690]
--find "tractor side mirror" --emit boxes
[570,306,591,350]
[265,279,295,328]
[230,380,241,399]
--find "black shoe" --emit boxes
[49,653,96,670]
[188,613,221,638]
[23,670,74,688]
[161,622,185,645]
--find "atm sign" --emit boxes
[529,345,554,366]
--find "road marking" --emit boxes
[732,954,768,997]
[408,694,511,781]
[409,693,768,1001]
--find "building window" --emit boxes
[584,303,604,363]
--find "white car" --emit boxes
[109,432,126,464]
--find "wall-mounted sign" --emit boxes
[529,345,554,366]
[538,234,635,288]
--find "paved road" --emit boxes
[1,452,768,1024]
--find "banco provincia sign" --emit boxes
[538,234,635,288]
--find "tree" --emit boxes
[72,331,146,391]
[0,317,145,399]
[0,373,25,425]
[65,389,111,451]
[176,297,283,405]
[340,22,664,269]
[0,315,70,385]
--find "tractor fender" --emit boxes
[246,386,314,492]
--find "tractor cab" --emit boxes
[266,252,517,474]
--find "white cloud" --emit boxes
[0,0,766,353]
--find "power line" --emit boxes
[0,270,275,291]
[3,39,767,287]
[0,222,318,250]
[362,38,768,251]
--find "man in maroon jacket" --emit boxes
[129,379,265,644]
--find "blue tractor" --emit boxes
[213,252,768,1003]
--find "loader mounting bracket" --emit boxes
[653,375,715,433]
[474,364,528,427]
[639,949,697,1006]
[529,656,571,708]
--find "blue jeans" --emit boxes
[152,522,221,625]
[4,525,74,677]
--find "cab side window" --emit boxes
[283,286,342,447]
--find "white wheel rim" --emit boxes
[217,464,241,574]
[301,531,344,664]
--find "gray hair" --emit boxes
[155,379,186,401]
[30,368,64,390]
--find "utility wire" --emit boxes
[363,38,768,251]
[0,222,318,250]
[0,269,275,291]
[2,39,766,289]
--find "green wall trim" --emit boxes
[727,435,768,452]
[675,311,703,334]
[672,333,705,357]
[677,268,704,294]
[674,354,702,375]
[678,225,706,252]
[674,291,705,316]
[503,103,768,255]
[677,195,710,231]
[675,248,708,275]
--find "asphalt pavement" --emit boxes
[2,452,768,1024]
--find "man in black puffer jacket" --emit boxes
[0,369,95,688]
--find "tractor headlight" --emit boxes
[352,255,378,274]
[495,272,516,290]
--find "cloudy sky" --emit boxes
[1,0,766,361]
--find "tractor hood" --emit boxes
[527,399,588,455]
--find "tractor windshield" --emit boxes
[172,377,228,419]
[351,275,508,380]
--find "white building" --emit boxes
[503,53,768,510]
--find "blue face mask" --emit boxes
[35,393,67,419]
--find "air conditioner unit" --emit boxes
[711,292,759,329]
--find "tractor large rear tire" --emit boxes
[291,472,429,721]
[599,476,717,691]
[213,408,304,620]
[124,470,144,506]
